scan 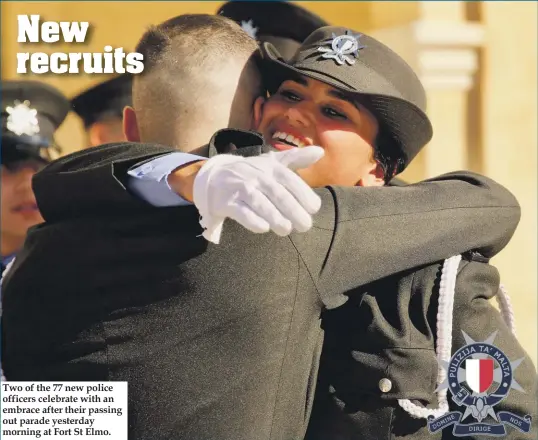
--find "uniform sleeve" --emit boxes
[31,136,256,221]
[290,171,521,308]
[127,152,204,207]
[32,142,183,222]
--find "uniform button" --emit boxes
[378,378,392,393]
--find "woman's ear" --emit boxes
[356,162,385,187]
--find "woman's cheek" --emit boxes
[258,100,283,129]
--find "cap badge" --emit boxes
[6,100,40,137]
[240,19,258,40]
[318,31,366,66]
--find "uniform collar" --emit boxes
[1,254,16,272]
[207,129,272,158]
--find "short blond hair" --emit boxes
[131,14,263,150]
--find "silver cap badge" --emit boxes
[240,19,258,40]
[318,31,366,66]
[6,100,40,136]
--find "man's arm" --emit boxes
[32,130,319,231]
[32,129,271,222]
[34,139,324,243]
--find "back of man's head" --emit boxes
[128,14,263,151]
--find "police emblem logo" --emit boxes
[6,100,40,137]
[317,31,366,66]
[465,358,494,395]
[428,330,532,436]
[240,19,258,40]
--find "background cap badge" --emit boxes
[240,19,258,39]
[6,100,40,137]
[2,80,69,164]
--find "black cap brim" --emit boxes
[2,135,61,164]
[70,74,132,128]
[261,41,433,166]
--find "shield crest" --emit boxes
[465,359,494,393]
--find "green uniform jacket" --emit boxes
[305,258,537,439]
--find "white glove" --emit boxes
[193,147,324,244]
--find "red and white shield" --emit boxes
[465,359,494,393]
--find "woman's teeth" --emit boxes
[272,131,305,148]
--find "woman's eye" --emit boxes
[323,107,347,120]
[279,89,301,102]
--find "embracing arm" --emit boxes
[290,172,521,307]
[32,142,204,222]
[32,129,274,222]
[34,136,326,249]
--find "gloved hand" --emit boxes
[193,146,324,244]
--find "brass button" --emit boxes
[378,378,392,393]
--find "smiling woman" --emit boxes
[1,161,45,254]
[255,77,386,188]
[254,26,427,188]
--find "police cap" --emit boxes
[217,1,329,60]
[2,80,69,165]
[261,26,433,169]
[71,74,132,129]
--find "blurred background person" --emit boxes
[70,74,132,147]
[1,80,69,279]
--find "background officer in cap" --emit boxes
[1,80,69,278]
[217,0,328,60]
[71,74,131,148]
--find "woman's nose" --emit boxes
[284,105,310,127]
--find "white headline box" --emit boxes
[1,382,128,439]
